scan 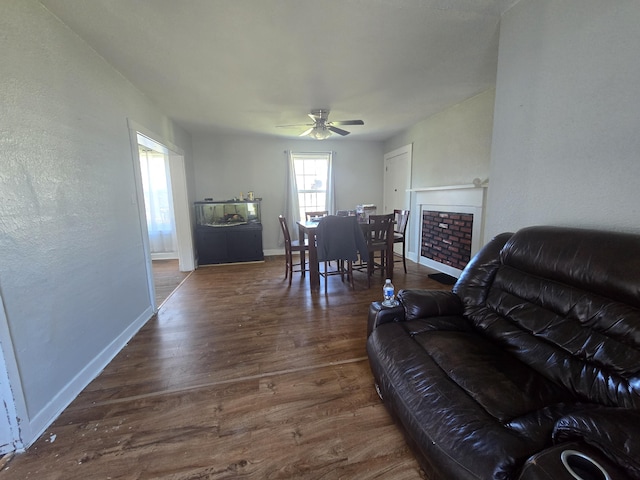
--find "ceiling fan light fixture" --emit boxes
[278,110,362,138]
[309,126,331,140]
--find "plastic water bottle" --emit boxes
[382,279,396,307]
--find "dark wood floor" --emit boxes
[152,259,192,307]
[1,255,450,480]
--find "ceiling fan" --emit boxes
[277,109,364,139]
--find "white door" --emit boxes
[383,144,412,256]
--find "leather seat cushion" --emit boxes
[410,328,573,423]
[368,321,573,479]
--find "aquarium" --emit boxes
[194,200,261,227]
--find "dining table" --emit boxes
[297,218,394,292]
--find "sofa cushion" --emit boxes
[500,226,640,309]
[412,329,572,423]
[461,227,640,410]
[369,319,575,479]
[368,323,530,479]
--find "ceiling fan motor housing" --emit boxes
[277,109,363,138]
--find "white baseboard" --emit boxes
[151,252,179,260]
[21,305,155,449]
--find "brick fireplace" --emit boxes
[421,211,473,270]
[411,182,487,278]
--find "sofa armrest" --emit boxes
[553,407,640,478]
[367,302,405,337]
[517,441,628,480]
[453,231,513,307]
[397,289,464,322]
[367,290,465,336]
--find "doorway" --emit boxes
[129,123,195,311]
[383,144,412,257]
[138,138,177,261]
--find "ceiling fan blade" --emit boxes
[330,120,364,126]
[277,123,314,128]
[328,125,350,136]
[299,127,314,137]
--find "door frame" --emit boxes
[127,120,194,312]
[0,294,26,454]
[383,144,413,257]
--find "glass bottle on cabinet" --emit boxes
[194,200,263,265]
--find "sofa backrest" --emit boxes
[453,226,640,409]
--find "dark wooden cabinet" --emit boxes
[195,223,263,265]
[194,199,263,265]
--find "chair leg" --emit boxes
[324,261,328,291]
[402,240,407,273]
[284,252,289,280]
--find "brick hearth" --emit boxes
[421,211,473,271]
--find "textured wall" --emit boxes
[486,0,640,238]
[0,0,191,445]
[384,89,495,189]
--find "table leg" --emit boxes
[299,223,319,292]
[308,229,319,291]
[298,223,306,276]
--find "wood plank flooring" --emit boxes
[152,259,192,307]
[1,255,451,480]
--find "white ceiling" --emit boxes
[39,0,519,141]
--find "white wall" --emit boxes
[192,133,385,253]
[384,89,495,256]
[486,0,640,238]
[0,0,192,449]
[385,89,495,188]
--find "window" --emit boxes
[138,134,176,256]
[290,152,333,220]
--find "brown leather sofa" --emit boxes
[367,226,640,480]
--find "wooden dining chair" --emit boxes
[278,215,309,285]
[305,211,329,221]
[393,209,410,273]
[315,215,368,290]
[360,213,394,287]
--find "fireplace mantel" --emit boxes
[410,181,487,278]
[411,180,487,207]
[410,182,484,193]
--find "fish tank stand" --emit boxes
[194,199,263,265]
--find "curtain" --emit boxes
[139,147,177,256]
[326,152,335,216]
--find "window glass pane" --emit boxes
[292,153,330,219]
